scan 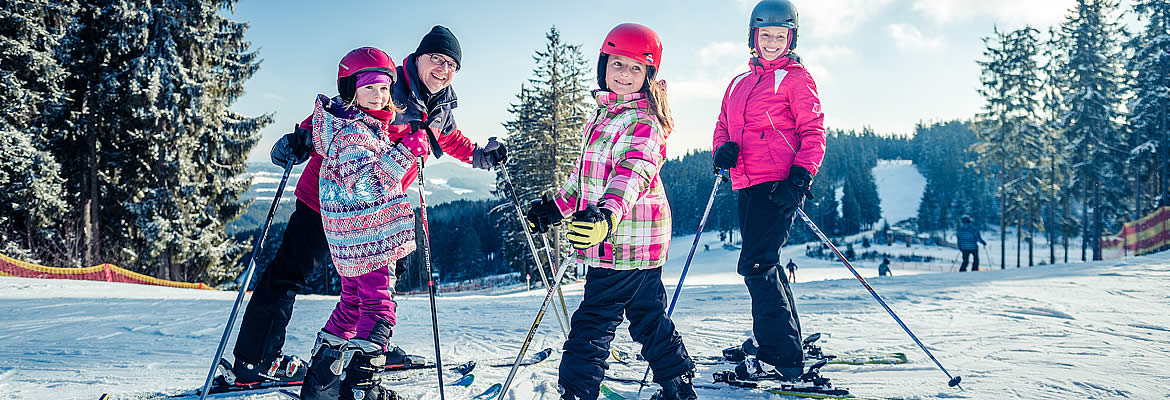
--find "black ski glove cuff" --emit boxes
[270,125,313,167]
[786,165,814,199]
[525,195,564,234]
[713,142,740,170]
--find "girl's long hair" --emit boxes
[643,75,673,136]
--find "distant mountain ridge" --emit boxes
[230,160,498,234]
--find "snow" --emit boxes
[4,159,1167,399]
[872,160,926,225]
[3,237,1169,399]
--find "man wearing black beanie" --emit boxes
[393,25,506,170]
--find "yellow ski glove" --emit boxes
[566,205,616,250]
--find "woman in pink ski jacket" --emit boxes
[711,0,826,383]
[525,23,697,400]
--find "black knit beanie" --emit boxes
[415,25,462,70]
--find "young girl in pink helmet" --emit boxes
[525,23,696,400]
[711,0,827,382]
[297,47,430,400]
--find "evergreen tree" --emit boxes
[496,26,590,282]
[0,0,73,261]
[1058,0,1128,260]
[1127,0,1170,213]
[974,26,1049,267]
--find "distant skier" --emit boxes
[957,215,986,272]
[878,258,892,277]
[786,259,798,282]
[231,27,505,390]
[525,23,696,400]
[710,0,827,382]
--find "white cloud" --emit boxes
[698,41,743,66]
[732,0,895,38]
[801,45,855,60]
[800,0,897,37]
[888,24,943,50]
[910,0,1071,26]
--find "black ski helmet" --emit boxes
[961,215,972,223]
[749,0,800,52]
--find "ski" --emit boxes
[598,383,627,400]
[695,382,892,400]
[486,347,555,368]
[177,359,475,398]
[610,346,907,367]
[383,360,477,382]
[448,373,475,387]
[471,383,503,400]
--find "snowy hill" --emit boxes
[2,236,1168,399]
[230,159,498,233]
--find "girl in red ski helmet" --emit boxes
[711,0,827,382]
[296,47,430,400]
[525,23,696,400]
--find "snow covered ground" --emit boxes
[2,236,1168,400]
[5,159,1165,400]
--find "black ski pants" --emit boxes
[234,200,330,365]
[737,182,803,369]
[959,249,979,271]
[559,267,694,400]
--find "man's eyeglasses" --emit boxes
[427,54,458,71]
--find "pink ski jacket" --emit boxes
[312,95,417,278]
[712,56,826,190]
[553,91,672,271]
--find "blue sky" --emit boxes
[227,0,1134,162]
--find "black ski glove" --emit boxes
[769,165,814,212]
[713,142,739,170]
[525,195,564,234]
[471,137,508,170]
[270,125,313,167]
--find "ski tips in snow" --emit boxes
[471,383,503,400]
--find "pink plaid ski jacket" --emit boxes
[553,91,672,270]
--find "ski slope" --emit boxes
[4,160,1167,399]
[1,240,1168,400]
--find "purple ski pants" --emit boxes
[323,265,397,343]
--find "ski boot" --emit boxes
[650,370,698,400]
[229,353,307,385]
[733,355,803,382]
[382,345,427,370]
[557,384,584,400]
[340,319,398,400]
[300,330,348,400]
[722,336,757,362]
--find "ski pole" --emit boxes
[499,250,576,399]
[415,156,447,400]
[766,111,960,388]
[537,232,573,331]
[498,165,571,337]
[795,208,963,388]
[635,170,727,396]
[982,243,993,271]
[198,159,295,400]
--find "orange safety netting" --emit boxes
[1101,206,1170,259]
[0,253,213,290]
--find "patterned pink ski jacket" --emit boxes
[553,91,672,270]
[312,94,417,278]
[712,55,826,190]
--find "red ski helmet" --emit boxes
[337,47,397,101]
[597,23,663,90]
[748,0,799,54]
